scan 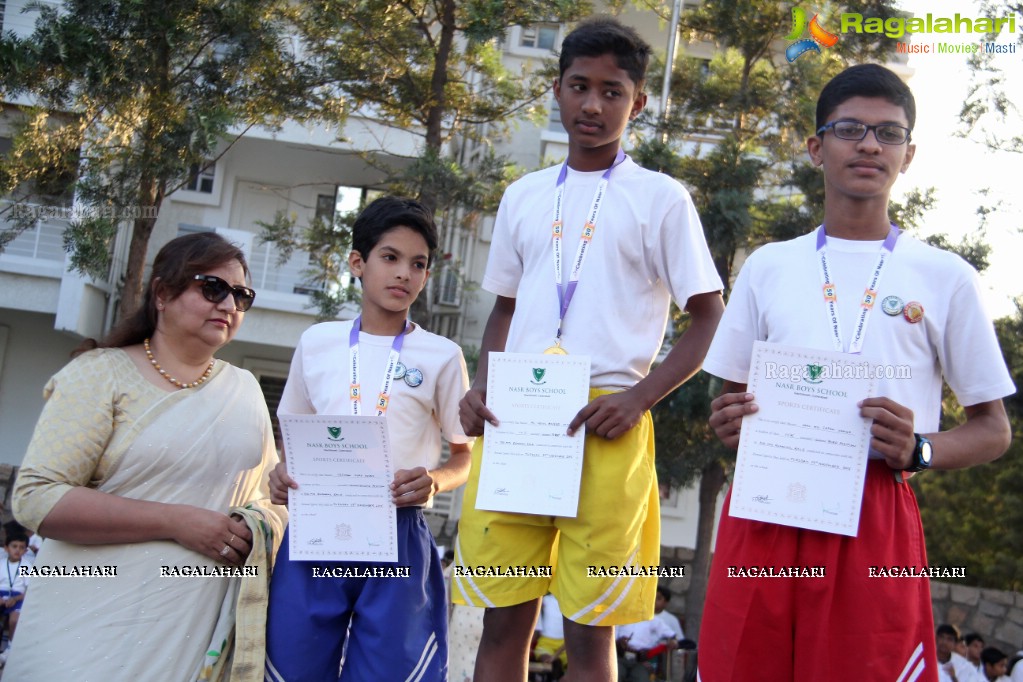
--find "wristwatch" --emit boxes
[904,434,933,473]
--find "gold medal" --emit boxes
[544,341,568,355]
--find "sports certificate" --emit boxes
[279,414,397,562]
[730,341,876,536]
[475,352,591,517]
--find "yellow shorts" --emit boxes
[452,389,660,626]
[534,635,567,666]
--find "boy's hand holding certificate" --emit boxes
[279,414,397,562]
[731,341,876,536]
[475,352,591,517]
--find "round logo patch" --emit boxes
[903,301,925,324]
[404,368,424,387]
[393,362,407,380]
[881,295,904,316]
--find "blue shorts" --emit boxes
[0,590,23,614]
[265,507,447,682]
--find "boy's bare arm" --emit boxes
[392,442,472,507]
[860,397,1010,471]
[459,295,516,436]
[568,290,724,439]
[709,382,755,449]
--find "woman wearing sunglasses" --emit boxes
[6,232,285,681]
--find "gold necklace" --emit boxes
[144,338,215,389]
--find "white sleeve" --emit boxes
[277,334,315,416]
[652,189,723,307]
[434,346,471,445]
[938,268,1015,406]
[703,258,762,384]
[480,193,523,298]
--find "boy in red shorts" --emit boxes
[701,64,1014,682]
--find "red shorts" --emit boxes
[698,460,938,682]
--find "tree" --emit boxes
[259,0,591,321]
[959,1,1023,153]
[0,0,311,317]
[911,300,1023,592]
[634,0,908,637]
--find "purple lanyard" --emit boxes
[550,148,627,344]
[348,316,408,416]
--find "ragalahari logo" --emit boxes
[786,6,840,61]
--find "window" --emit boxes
[520,23,559,51]
[548,96,566,133]
[315,193,336,224]
[258,374,288,450]
[241,358,291,451]
[184,160,216,194]
[336,184,366,216]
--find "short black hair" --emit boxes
[936,624,961,639]
[816,64,916,133]
[656,586,672,602]
[351,196,438,267]
[4,533,28,546]
[981,647,1007,666]
[964,633,984,646]
[559,16,652,86]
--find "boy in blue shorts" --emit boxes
[454,17,724,682]
[265,196,472,682]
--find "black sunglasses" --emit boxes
[193,275,256,312]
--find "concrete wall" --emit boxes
[0,310,81,466]
[932,581,1023,655]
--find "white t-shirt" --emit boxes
[654,609,684,640]
[616,617,677,651]
[704,231,1015,438]
[1011,653,1023,682]
[1,557,28,594]
[278,321,471,478]
[937,652,984,682]
[484,156,723,389]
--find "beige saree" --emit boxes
[6,348,285,681]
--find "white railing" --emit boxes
[0,202,68,263]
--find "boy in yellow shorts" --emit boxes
[454,16,723,682]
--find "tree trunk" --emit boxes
[117,175,160,319]
[420,0,456,217]
[684,459,726,640]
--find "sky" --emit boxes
[890,0,1023,318]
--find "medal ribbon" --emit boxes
[551,148,627,344]
[348,316,408,417]
[815,223,899,354]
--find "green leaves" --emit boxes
[0,0,313,313]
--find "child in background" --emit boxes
[0,533,30,664]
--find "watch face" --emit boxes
[920,440,933,466]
